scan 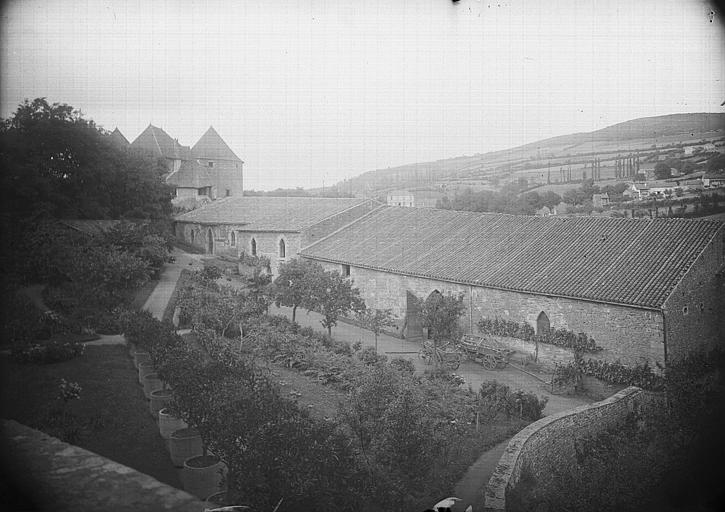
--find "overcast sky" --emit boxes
[2,0,724,190]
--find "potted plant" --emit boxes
[181,453,227,499]
[158,407,188,441]
[142,372,163,399]
[170,426,203,466]
[149,388,173,418]
[137,361,155,385]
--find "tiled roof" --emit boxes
[175,197,371,231]
[109,128,129,146]
[192,126,241,162]
[131,124,190,160]
[301,207,724,309]
[166,160,214,189]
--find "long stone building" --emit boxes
[174,196,378,275]
[298,207,725,367]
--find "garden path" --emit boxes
[141,249,204,320]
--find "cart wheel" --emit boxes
[482,354,497,370]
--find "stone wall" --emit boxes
[663,230,725,362]
[312,263,667,367]
[484,387,663,511]
[1,419,205,512]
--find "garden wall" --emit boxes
[483,387,663,511]
[1,420,206,512]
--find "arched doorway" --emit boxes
[190,230,195,245]
[536,311,550,337]
[279,238,286,258]
[207,229,214,254]
[251,238,257,256]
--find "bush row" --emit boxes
[553,355,664,391]
[477,316,602,353]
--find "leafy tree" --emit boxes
[357,308,396,353]
[307,269,365,336]
[416,291,465,368]
[273,258,323,321]
[654,162,672,180]
[0,97,173,220]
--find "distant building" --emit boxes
[592,193,610,208]
[386,190,415,207]
[130,124,243,200]
[703,171,725,189]
[627,183,650,200]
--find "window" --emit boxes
[342,264,350,277]
[682,306,689,315]
[226,189,231,197]
[208,161,215,168]
[279,238,286,258]
[251,238,257,256]
[190,230,195,244]
[230,231,236,247]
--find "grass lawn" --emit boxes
[0,345,181,489]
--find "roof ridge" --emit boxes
[300,203,386,252]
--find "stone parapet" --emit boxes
[1,419,206,512]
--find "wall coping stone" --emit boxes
[483,386,646,511]
[1,419,206,512]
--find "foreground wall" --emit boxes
[484,387,663,511]
[311,262,666,367]
[1,420,205,512]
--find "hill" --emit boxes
[324,113,725,197]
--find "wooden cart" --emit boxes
[459,334,514,370]
[417,340,462,370]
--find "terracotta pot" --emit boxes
[132,350,151,369]
[137,361,155,385]
[149,388,173,418]
[181,455,227,499]
[158,408,188,440]
[204,491,243,509]
[143,373,163,399]
[170,427,203,467]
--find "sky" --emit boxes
[2,0,724,190]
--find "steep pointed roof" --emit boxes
[166,159,215,189]
[109,127,129,147]
[131,124,190,160]
[192,126,241,161]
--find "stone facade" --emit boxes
[484,387,663,511]
[314,262,667,367]
[662,236,725,361]
[195,157,243,198]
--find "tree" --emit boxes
[0,97,173,220]
[308,269,365,336]
[654,162,672,180]
[416,292,466,368]
[272,258,322,321]
[357,308,396,353]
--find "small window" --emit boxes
[342,264,350,277]
[208,161,215,168]
[230,231,236,247]
[251,238,257,256]
[682,306,689,315]
[226,189,231,197]
[279,238,286,258]
[190,230,195,244]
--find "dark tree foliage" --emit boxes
[0,98,173,220]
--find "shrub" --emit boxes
[358,346,388,366]
[389,357,416,374]
[11,340,86,364]
[477,316,602,353]
[478,380,547,421]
